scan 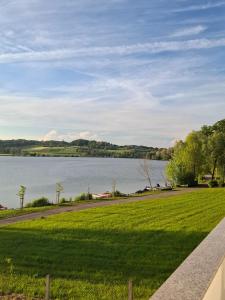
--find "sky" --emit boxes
[0,0,225,147]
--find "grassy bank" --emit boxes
[0,206,55,220]
[0,190,163,221]
[0,188,224,299]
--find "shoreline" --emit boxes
[0,154,168,161]
[0,188,201,225]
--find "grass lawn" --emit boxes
[0,188,225,299]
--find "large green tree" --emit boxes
[166,119,225,186]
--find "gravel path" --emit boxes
[0,188,200,227]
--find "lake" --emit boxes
[0,157,168,208]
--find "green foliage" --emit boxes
[208,180,219,188]
[114,190,125,197]
[59,198,67,204]
[74,193,93,201]
[167,119,225,186]
[17,185,26,209]
[59,197,73,204]
[178,172,197,187]
[0,189,225,299]
[25,197,50,208]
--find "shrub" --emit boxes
[113,190,126,197]
[59,198,67,204]
[176,172,198,187]
[26,197,50,207]
[208,180,219,188]
[74,193,92,201]
[219,181,225,187]
[74,193,86,201]
[87,193,93,200]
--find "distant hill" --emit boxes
[0,138,172,160]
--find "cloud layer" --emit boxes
[0,0,224,146]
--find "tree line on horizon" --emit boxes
[166,119,225,187]
[0,138,172,160]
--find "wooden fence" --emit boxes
[44,275,134,300]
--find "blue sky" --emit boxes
[0,0,225,146]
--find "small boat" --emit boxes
[160,186,173,191]
[92,193,112,199]
[0,204,7,210]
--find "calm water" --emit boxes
[0,157,167,208]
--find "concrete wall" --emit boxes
[149,218,225,300]
[202,256,225,300]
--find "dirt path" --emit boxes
[0,188,200,227]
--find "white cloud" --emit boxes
[0,71,224,147]
[0,52,224,147]
[42,130,100,142]
[1,38,225,63]
[0,0,224,148]
[171,25,207,38]
[174,1,225,12]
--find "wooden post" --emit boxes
[128,279,133,300]
[45,274,50,300]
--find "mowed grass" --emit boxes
[0,189,225,300]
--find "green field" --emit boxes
[0,189,225,299]
[23,146,81,157]
[22,145,141,158]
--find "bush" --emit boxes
[74,193,93,201]
[113,190,126,197]
[208,180,219,188]
[176,172,198,187]
[219,181,225,187]
[60,198,67,204]
[26,197,51,207]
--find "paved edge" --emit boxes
[0,188,201,226]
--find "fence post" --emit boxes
[128,279,133,300]
[45,274,50,300]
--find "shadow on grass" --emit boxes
[0,226,208,286]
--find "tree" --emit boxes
[166,135,202,186]
[218,153,225,184]
[86,184,91,200]
[213,119,225,133]
[201,126,225,180]
[56,183,64,204]
[209,132,225,180]
[17,185,26,209]
[138,157,153,189]
[184,131,204,179]
[166,141,188,186]
[167,119,225,186]
[112,179,116,198]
